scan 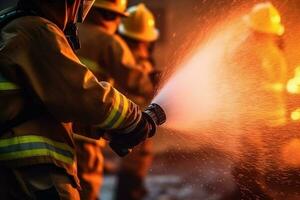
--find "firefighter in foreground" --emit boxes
[0,0,165,199]
[76,0,155,199]
[115,4,160,200]
[226,2,290,199]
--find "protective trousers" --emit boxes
[76,140,104,200]
[115,140,153,200]
[0,165,80,200]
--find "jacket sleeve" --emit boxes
[100,35,154,98]
[4,17,141,132]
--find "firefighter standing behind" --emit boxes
[115,4,160,200]
[0,0,158,199]
[226,2,288,199]
[76,0,155,199]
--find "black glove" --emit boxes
[109,112,156,157]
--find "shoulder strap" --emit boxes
[0,7,36,30]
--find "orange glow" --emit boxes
[281,139,300,167]
[154,18,287,131]
[291,108,300,121]
[149,2,300,198]
[265,83,285,92]
[287,79,300,94]
[287,66,300,94]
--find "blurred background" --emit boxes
[1,1,300,199]
[2,0,299,73]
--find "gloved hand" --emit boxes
[108,112,156,157]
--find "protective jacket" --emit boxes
[77,23,154,100]
[0,14,141,185]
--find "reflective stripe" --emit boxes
[0,136,74,164]
[99,89,129,129]
[80,57,99,72]
[0,82,20,90]
[108,93,125,128]
[99,89,121,128]
[80,57,107,75]
[0,74,20,90]
[113,94,129,128]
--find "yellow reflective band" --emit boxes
[99,89,121,128]
[112,94,129,128]
[0,82,20,90]
[80,57,99,72]
[0,73,20,90]
[0,149,73,164]
[0,136,74,165]
[80,57,107,75]
[0,136,73,152]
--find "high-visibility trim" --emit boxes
[99,89,130,129]
[0,74,20,90]
[99,89,121,128]
[80,57,107,75]
[0,136,74,164]
[80,57,99,72]
[108,93,125,128]
[112,94,129,128]
[0,82,20,90]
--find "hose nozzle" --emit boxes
[144,103,166,126]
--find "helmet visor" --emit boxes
[78,0,95,22]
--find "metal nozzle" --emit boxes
[144,103,166,126]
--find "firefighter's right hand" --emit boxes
[108,112,156,157]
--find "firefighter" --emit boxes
[227,2,289,199]
[115,4,160,200]
[76,1,155,199]
[77,0,154,98]
[0,0,157,199]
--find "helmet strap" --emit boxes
[64,23,81,50]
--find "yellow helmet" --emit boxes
[118,3,159,42]
[93,0,129,17]
[243,2,285,36]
